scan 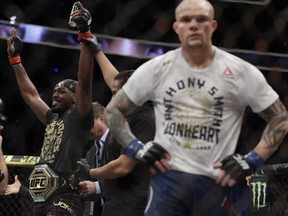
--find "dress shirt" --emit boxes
[95,129,109,195]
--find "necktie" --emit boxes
[95,140,105,207]
[95,140,101,168]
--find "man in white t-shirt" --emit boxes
[104,0,288,215]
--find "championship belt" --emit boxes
[28,163,79,203]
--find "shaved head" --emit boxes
[175,0,215,20]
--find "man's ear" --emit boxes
[99,115,105,122]
[172,21,178,34]
[212,20,218,33]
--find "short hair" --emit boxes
[92,102,105,119]
[114,70,135,87]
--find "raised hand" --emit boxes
[80,36,101,56]
[70,1,92,33]
[7,28,23,65]
[7,28,22,56]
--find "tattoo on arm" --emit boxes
[259,99,288,148]
[105,90,138,147]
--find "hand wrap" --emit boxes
[80,36,101,56]
[126,140,168,167]
[75,7,92,33]
[221,151,264,182]
[71,2,92,40]
[8,36,23,65]
[77,160,91,180]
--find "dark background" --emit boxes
[0,0,287,163]
[1,0,287,51]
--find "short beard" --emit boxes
[51,107,61,113]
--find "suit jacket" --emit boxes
[84,132,111,216]
[86,133,111,168]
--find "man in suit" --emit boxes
[80,102,109,216]
[79,70,155,216]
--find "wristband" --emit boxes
[78,31,92,40]
[9,56,21,65]
[12,64,21,69]
[125,140,143,157]
[245,151,264,170]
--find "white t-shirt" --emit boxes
[123,46,278,179]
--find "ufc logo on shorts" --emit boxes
[233,154,249,170]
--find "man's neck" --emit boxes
[182,45,215,69]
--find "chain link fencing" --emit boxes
[0,166,33,216]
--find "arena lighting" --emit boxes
[9,16,17,25]
[218,0,271,5]
[53,68,59,73]
[0,20,288,72]
[0,19,178,59]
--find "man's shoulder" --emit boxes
[147,48,178,65]
[46,109,59,122]
[216,46,249,65]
